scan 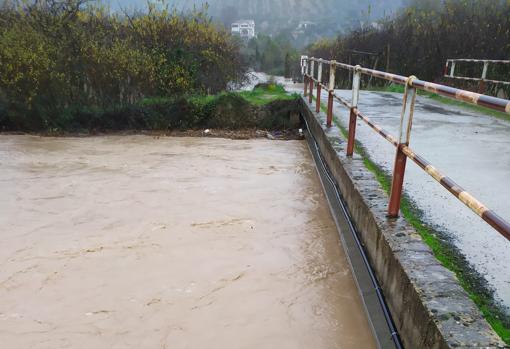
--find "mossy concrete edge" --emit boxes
[299,96,507,349]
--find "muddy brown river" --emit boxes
[0,135,375,348]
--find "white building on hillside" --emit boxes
[231,20,256,39]
[297,21,316,31]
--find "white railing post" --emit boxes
[482,61,489,80]
[450,61,456,78]
[309,58,315,104]
[347,65,362,156]
[326,61,336,127]
[303,57,309,96]
[316,60,323,113]
[479,61,489,94]
[318,60,323,83]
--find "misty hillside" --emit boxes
[108,0,404,34]
[204,0,403,22]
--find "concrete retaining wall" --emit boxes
[299,96,507,349]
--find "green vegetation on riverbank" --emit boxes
[0,1,247,132]
[239,84,298,105]
[427,94,510,122]
[314,96,510,344]
[0,84,298,133]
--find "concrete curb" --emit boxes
[299,96,507,349]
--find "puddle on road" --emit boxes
[0,135,376,349]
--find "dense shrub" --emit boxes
[0,0,248,131]
[307,0,510,95]
[0,85,299,133]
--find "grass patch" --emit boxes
[368,84,510,122]
[426,93,510,121]
[239,83,298,106]
[313,95,510,344]
[367,84,406,94]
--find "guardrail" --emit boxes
[301,56,510,241]
[444,59,510,94]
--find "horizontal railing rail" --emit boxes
[444,59,510,93]
[447,59,510,64]
[300,56,510,241]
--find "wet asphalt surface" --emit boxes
[318,88,510,311]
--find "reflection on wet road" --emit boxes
[0,135,375,348]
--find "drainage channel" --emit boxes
[303,119,403,349]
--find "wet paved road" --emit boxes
[0,135,376,349]
[313,88,510,311]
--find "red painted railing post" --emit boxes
[309,58,315,104]
[316,84,322,112]
[478,80,486,95]
[316,59,323,113]
[309,78,314,104]
[388,76,418,217]
[327,60,336,127]
[443,61,449,77]
[347,65,361,156]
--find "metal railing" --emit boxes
[301,56,510,242]
[444,59,510,94]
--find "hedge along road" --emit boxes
[308,86,510,313]
[0,135,376,348]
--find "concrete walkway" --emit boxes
[315,87,510,311]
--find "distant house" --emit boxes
[231,20,256,39]
[296,21,316,31]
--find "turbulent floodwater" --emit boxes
[0,135,375,348]
[318,88,510,312]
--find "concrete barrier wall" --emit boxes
[299,96,507,349]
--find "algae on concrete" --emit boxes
[312,94,510,344]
